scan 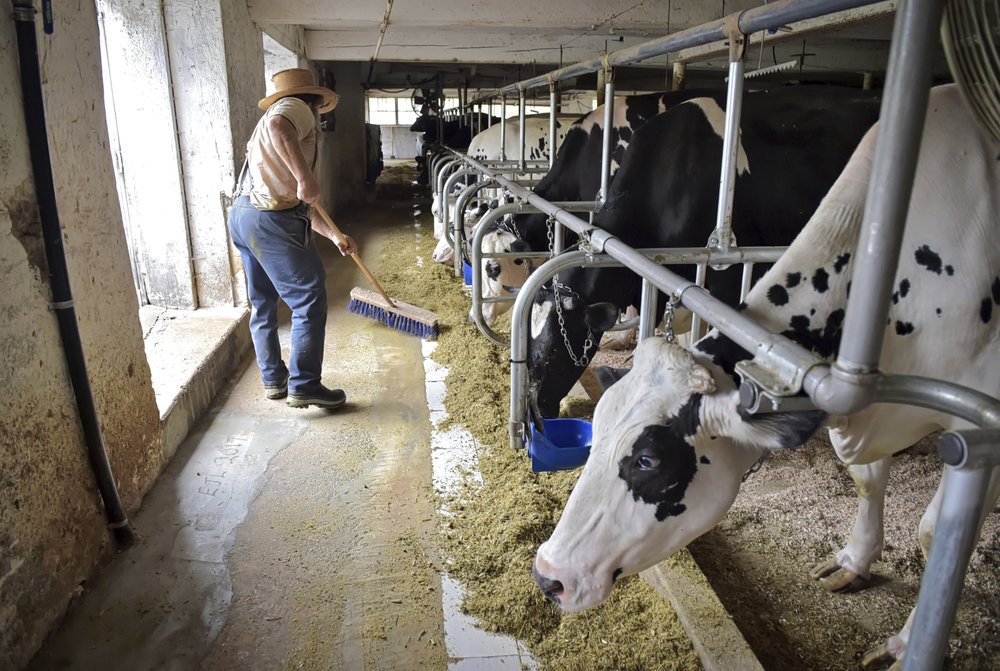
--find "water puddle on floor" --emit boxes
[421,340,536,670]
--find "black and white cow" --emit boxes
[413,113,497,185]
[431,114,579,264]
[528,85,883,418]
[477,89,723,326]
[533,85,1000,666]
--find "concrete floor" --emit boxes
[28,162,534,671]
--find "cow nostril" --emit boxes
[532,565,565,604]
[543,582,564,604]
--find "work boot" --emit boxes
[287,384,347,409]
[264,374,289,400]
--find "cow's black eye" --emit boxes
[514,258,524,266]
[636,455,660,470]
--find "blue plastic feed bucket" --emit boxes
[463,261,472,285]
[528,418,592,472]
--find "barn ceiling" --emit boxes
[250,0,946,92]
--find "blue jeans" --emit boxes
[228,196,327,393]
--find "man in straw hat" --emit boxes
[228,68,357,409]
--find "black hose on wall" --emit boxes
[13,1,134,547]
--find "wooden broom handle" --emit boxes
[312,203,394,306]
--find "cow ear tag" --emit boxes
[688,364,716,395]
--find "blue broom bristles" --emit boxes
[347,298,439,340]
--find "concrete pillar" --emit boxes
[314,61,367,214]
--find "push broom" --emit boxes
[314,204,440,340]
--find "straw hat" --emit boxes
[258,68,340,113]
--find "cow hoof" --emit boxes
[860,641,901,670]
[809,559,870,593]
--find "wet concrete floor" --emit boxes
[29,162,530,670]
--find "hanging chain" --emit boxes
[742,452,768,482]
[663,294,681,343]
[552,281,594,368]
[546,215,555,254]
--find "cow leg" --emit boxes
[862,466,1000,669]
[810,458,890,592]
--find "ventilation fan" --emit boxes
[942,0,1000,143]
[411,87,441,116]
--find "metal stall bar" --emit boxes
[508,245,788,449]
[434,156,464,206]
[471,201,603,344]
[441,168,483,277]
[490,0,881,99]
[433,157,466,237]
[598,65,615,205]
[638,278,658,341]
[452,179,499,264]
[809,0,946,417]
[549,81,558,171]
[518,88,527,172]
[499,93,507,161]
[455,150,772,346]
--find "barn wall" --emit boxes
[315,62,368,213]
[1,0,266,667]
[0,3,163,669]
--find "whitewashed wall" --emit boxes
[0,3,162,668]
[0,0,265,667]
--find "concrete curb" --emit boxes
[641,549,764,671]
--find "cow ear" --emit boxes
[734,401,826,449]
[703,391,826,450]
[584,302,620,331]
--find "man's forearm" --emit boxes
[310,211,338,239]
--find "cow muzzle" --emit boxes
[532,553,613,612]
[532,559,566,606]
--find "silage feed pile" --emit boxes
[370,197,700,671]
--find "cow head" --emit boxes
[473,227,532,325]
[533,336,825,611]
[527,283,620,417]
[469,202,529,323]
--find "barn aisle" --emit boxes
[28,162,520,670]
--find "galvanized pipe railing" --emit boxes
[518,89,527,172]
[508,246,789,448]
[470,200,603,344]
[809,0,946,418]
[549,82,558,171]
[488,0,880,97]
[598,70,615,206]
[499,93,507,161]
[441,167,483,277]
